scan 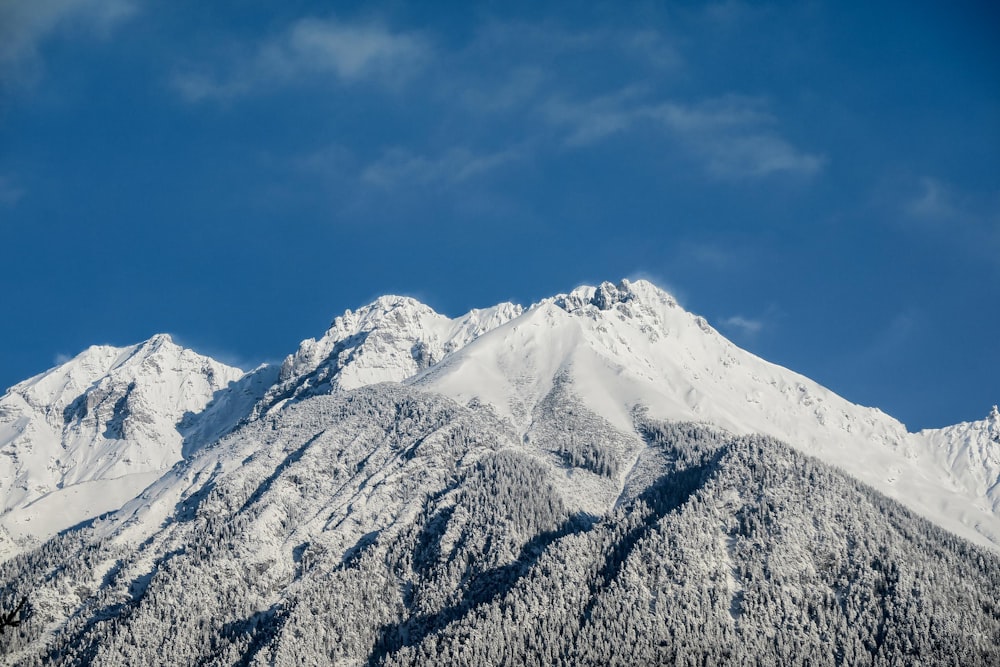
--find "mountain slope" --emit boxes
[416,279,1000,549]
[262,295,522,410]
[0,278,997,664]
[0,335,247,557]
[0,386,996,665]
[2,279,996,558]
[913,405,1000,511]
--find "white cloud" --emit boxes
[649,97,824,177]
[543,91,824,178]
[172,18,429,102]
[361,146,526,189]
[721,315,764,336]
[542,86,650,145]
[471,21,682,71]
[0,0,136,86]
[697,133,824,178]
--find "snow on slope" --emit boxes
[0,335,246,557]
[416,279,1000,550]
[914,406,1000,512]
[1,279,995,560]
[259,295,522,410]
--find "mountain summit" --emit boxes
[416,279,999,548]
[0,335,245,556]
[0,280,998,665]
[1,280,997,559]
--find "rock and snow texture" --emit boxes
[0,335,246,556]
[4,391,999,665]
[0,278,996,559]
[913,405,1000,513]
[259,295,522,410]
[417,279,1000,550]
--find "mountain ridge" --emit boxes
[0,335,247,558]
[0,279,998,664]
[0,279,996,559]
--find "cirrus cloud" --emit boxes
[0,0,136,87]
[172,17,430,102]
[543,90,824,179]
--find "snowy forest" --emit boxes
[0,384,998,665]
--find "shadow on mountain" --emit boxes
[176,365,279,459]
[367,513,596,667]
[222,603,284,667]
[583,448,725,623]
[259,331,371,413]
[238,432,322,514]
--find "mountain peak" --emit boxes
[592,280,633,310]
[0,336,246,551]
[274,294,522,397]
[140,332,175,349]
[340,294,434,321]
[549,278,679,315]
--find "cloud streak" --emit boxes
[361,146,526,189]
[172,17,430,102]
[544,91,824,178]
[721,315,764,336]
[0,0,135,86]
[905,177,959,221]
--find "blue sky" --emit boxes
[0,0,997,430]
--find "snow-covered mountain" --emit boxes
[261,295,522,411]
[0,335,247,557]
[3,387,998,664]
[417,279,1000,549]
[913,405,1000,512]
[1,279,997,559]
[0,278,998,665]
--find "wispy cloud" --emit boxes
[172,17,430,102]
[361,146,526,189]
[543,91,824,179]
[472,21,683,71]
[675,241,741,270]
[849,311,919,369]
[542,86,650,146]
[720,315,764,336]
[0,0,136,87]
[621,30,683,70]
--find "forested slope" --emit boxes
[0,385,996,666]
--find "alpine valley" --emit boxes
[0,279,997,665]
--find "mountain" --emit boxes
[0,335,249,558]
[0,298,522,563]
[912,406,1000,508]
[0,387,997,665]
[260,295,522,411]
[417,279,1000,549]
[0,279,997,664]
